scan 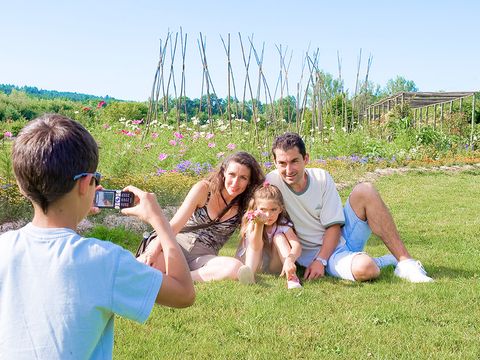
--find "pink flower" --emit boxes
[174,131,184,139]
[216,152,225,158]
[208,142,216,148]
[121,129,135,136]
[205,132,214,140]
[151,132,159,139]
[246,210,266,223]
[102,124,111,130]
[192,132,201,140]
[4,131,12,138]
[132,119,143,125]
[97,100,106,109]
[158,153,168,161]
[156,168,167,175]
[226,143,236,150]
[169,140,177,146]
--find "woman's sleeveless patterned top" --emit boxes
[177,192,240,254]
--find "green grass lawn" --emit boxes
[106,170,479,359]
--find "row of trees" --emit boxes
[0,75,419,131]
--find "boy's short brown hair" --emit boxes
[12,113,98,213]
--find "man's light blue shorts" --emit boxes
[297,197,372,281]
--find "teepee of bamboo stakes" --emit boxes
[250,39,274,146]
[238,33,255,133]
[165,32,179,128]
[144,36,169,139]
[221,33,240,132]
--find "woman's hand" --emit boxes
[137,239,163,267]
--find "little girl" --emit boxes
[236,182,303,289]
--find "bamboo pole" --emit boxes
[470,93,476,149]
[220,34,232,131]
[179,29,188,124]
[238,33,256,134]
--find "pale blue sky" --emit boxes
[1,0,478,101]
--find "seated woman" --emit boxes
[140,151,264,282]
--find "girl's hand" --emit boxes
[246,209,267,224]
[280,255,297,279]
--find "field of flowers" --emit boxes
[1,106,479,223]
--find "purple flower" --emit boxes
[156,168,167,175]
[174,131,184,139]
[264,161,273,168]
[261,151,269,157]
[158,153,168,161]
[205,133,214,140]
[176,160,192,172]
[226,143,236,150]
[208,142,216,148]
[151,132,159,139]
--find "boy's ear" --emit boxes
[304,153,310,165]
[77,175,92,196]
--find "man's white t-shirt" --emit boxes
[0,223,163,359]
[266,168,346,251]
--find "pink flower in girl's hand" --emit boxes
[246,209,267,223]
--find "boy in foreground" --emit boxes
[0,114,195,358]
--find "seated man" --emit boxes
[266,132,433,283]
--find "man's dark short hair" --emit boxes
[271,132,306,160]
[12,113,99,214]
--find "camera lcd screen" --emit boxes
[95,190,116,207]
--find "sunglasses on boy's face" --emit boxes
[73,172,102,186]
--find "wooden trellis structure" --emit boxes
[366,91,478,145]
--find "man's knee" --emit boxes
[351,182,378,202]
[351,254,380,281]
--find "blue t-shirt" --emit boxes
[0,223,163,359]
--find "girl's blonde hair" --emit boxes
[239,183,294,250]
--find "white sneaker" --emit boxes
[287,274,303,289]
[394,259,433,283]
[237,265,255,285]
[373,254,398,269]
